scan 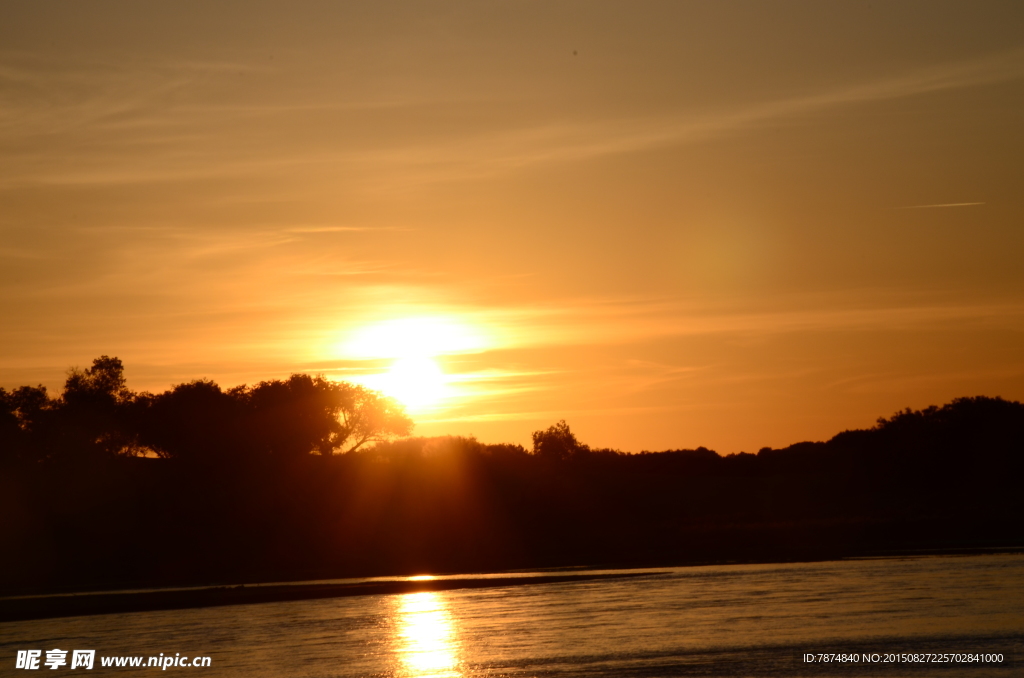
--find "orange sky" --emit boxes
[2,2,1023,452]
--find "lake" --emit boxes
[3,553,1021,676]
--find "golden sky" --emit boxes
[2,1,1023,452]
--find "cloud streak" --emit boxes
[468,296,1024,352]
[4,46,1024,189]
[339,46,1024,184]
[898,202,986,209]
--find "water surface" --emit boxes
[4,553,1021,676]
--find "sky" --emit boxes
[2,1,1023,453]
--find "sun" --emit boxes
[342,316,486,413]
[380,355,448,412]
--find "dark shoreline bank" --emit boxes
[0,572,658,623]
[5,546,1022,624]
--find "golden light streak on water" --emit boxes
[393,591,463,678]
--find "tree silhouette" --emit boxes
[247,374,340,458]
[134,372,413,461]
[0,388,24,462]
[63,356,131,403]
[333,382,412,454]
[50,356,138,461]
[246,375,412,457]
[135,379,248,463]
[0,385,52,458]
[532,420,589,460]
[4,370,1024,594]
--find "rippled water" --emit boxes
[4,553,1022,676]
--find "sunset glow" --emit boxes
[342,317,489,413]
[2,3,1023,453]
[343,317,489,361]
[4,6,1024,672]
[379,355,448,412]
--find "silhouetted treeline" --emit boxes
[2,357,1022,594]
[0,356,411,465]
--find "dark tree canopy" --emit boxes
[3,370,1023,594]
[532,420,589,460]
[57,356,138,460]
[137,375,412,462]
[63,356,131,405]
[1,357,412,465]
[245,374,412,458]
[136,379,249,462]
[0,384,51,458]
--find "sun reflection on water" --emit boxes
[393,591,463,678]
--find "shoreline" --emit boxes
[0,572,659,623]
[5,545,1023,623]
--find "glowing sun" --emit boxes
[380,355,447,412]
[343,316,486,413]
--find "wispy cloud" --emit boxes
[284,226,371,233]
[349,47,1024,183]
[468,296,1024,351]
[897,202,986,209]
[419,404,678,426]
[283,225,413,234]
[5,46,1024,189]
